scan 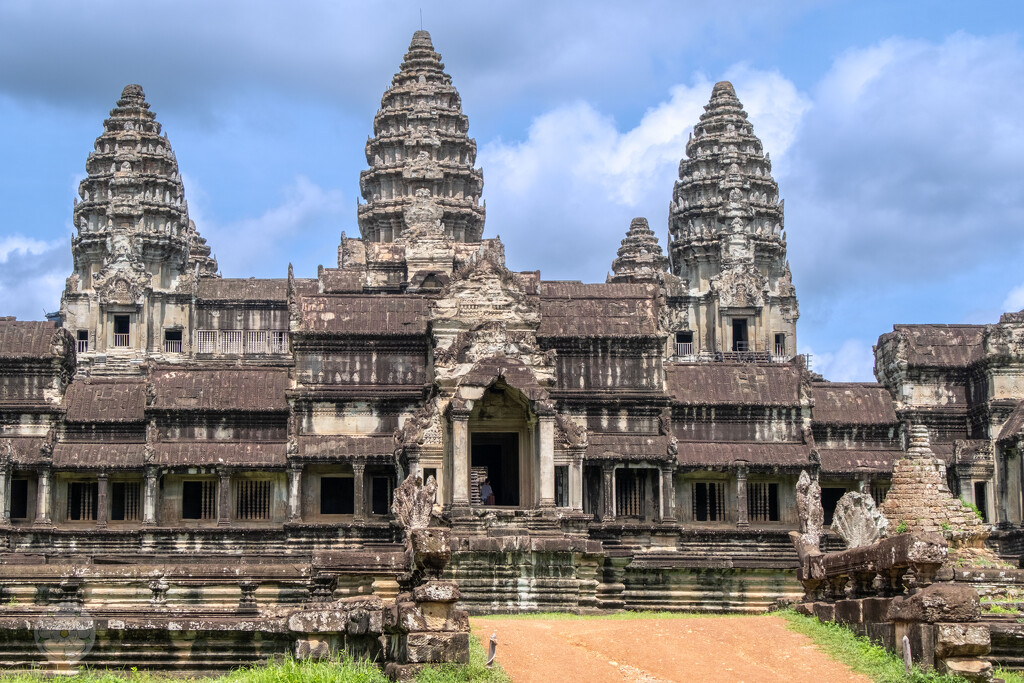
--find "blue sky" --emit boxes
[1,0,1023,381]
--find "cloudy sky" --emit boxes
[1,0,1023,381]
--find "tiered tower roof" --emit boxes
[72,84,217,278]
[668,81,785,275]
[357,31,485,243]
[607,217,668,284]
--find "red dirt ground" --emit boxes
[470,615,871,683]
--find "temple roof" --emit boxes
[150,367,290,411]
[0,320,65,360]
[879,324,986,369]
[676,441,810,468]
[587,433,670,461]
[296,295,428,336]
[666,363,802,406]
[538,282,659,338]
[810,383,898,425]
[999,401,1024,442]
[816,448,902,474]
[64,378,147,423]
[357,31,485,243]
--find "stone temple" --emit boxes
[0,30,1021,669]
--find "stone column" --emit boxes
[34,467,51,525]
[0,464,10,525]
[143,466,158,526]
[353,460,366,521]
[538,415,555,509]
[602,463,616,521]
[570,455,584,511]
[96,472,108,528]
[287,463,302,522]
[736,465,749,529]
[217,469,231,526]
[451,413,470,510]
[660,465,676,522]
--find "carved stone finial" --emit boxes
[831,491,888,547]
[796,470,824,550]
[391,474,438,531]
[607,217,668,284]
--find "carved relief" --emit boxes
[710,264,766,309]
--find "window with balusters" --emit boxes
[111,481,142,522]
[235,479,272,521]
[67,481,98,521]
[692,481,725,521]
[195,330,289,355]
[747,481,779,522]
[182,479,217,520]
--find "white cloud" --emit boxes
[0,234,69,320]
[1004,283,1024,312]
[802,339,876,383]
[481,67,810,280]
[190,175,346,276]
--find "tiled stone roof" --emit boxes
[65,379,147,423]
[999,401,1024,442]
[52,442,146,468]
[816,448,901,474]
[811,383,897,425]
[197,278,289,301]
[587,433,669,460]
[882,324,986,368]
[297,295,428,336]
[666,363,802,406]
[675,441,810,467]
[0,320,62,359]
[151,367,289,411]
[538,282,658,338]
[297,434,396,460]
[152,441,286,466]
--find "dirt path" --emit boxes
[471,615,871,683]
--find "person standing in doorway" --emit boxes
[480,478,494,505]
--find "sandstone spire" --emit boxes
[666,81,798,357]
[607,217,668,284]
[70,84,218,282]
[358,30,485,243]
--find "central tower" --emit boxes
[357,30,485,243]
[667,81,798,358]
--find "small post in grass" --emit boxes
[486,632,497,668]
[902,635,912,676]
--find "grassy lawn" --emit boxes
[0,632,510,683]
[780,610,1024,683]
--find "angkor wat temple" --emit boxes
[0,30,1021,669]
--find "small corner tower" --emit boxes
[61,85,218,366]
[357,30,485,243]
[668,81,798,359]
[607,217,669,284]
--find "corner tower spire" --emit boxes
[667,82,798,358]
[607,217,668,284]
[358,31,485,243]
[61,85,218,367]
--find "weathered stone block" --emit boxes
[861,597,893,624]
[413,580,460,603]
[887,583,981,623]
[812,602,835,623]
[397,602,427,632]
[405,631,469,664]
[936,623,990,658]
[936,656,993,682]
[295,637,331,660]
[834,599,862,625]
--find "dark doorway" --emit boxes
[371,476,392,515]
[973,482,988,523]
[471,432,519,506]
[821,487,847,525]
[113,315,130,347]
[732,318,748,352]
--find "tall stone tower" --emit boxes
[60,85,218,366]
[667,81,798,358]
[357,30,485,243]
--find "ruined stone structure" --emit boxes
[0,29,1022,672]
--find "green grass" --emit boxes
[0,634,509,683]
[780,610,1024,683]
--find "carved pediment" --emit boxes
[92,258,150,305]
[711,264,767,309]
